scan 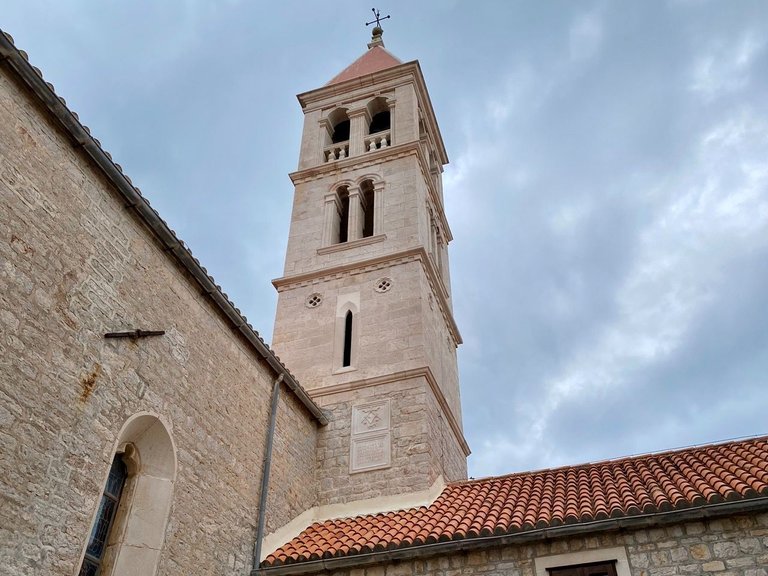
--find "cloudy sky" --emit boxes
[4,1,767,478]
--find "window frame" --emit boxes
[534,546,630,576]
[79,455,128,576]
[547,560,618,576]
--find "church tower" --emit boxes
[272,26,469,506]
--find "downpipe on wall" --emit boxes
[253,373,284,571]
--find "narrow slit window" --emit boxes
[79,455,128,576]
[342,310,353,367]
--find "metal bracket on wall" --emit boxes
[104,330,165,339]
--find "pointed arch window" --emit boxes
[77,414,176,576]
[342,310,353,367]
[79,455,128,576]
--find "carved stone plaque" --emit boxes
[352,399,390,434]
[350,399,391,473]
[350,431,391,472]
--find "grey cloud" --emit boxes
[4,0,767,478]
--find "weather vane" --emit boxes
[366,8,391,29]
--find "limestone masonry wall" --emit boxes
[273,263,429,390]
[314,379,436,506]
[297,512,768,576]
[0,65,318,575]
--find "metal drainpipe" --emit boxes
[253,373,284,571]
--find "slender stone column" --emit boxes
[386,99,397,146]
[322,193,341,246]
[347,186,363,241]
[317,119,330,164]
[348,109,369,157]
[373,182,385,236]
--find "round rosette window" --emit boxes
[374,277,393,293]
[305,293,323,308]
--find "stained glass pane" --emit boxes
[79,455,128,576]
[78,557,99,576]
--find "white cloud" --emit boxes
[513,108,768,453]
[690,32,765,99]
[569,11,604,62]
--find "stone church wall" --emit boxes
[0,66,318,575]
[314,378,436,506]
[293,512,768,576]
[424,385,468,483]
[418,269,462,429]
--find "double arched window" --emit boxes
[325,178,381,246]
[323,97,393,163]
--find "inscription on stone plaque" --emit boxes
[351,432,390,472]
[350,399,391,473]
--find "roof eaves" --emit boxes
[255,496,768,575]
[0,29,328,427]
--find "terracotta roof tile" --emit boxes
[326,46,402,85]
[264,437,768,567]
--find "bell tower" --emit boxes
[272,26,469,506]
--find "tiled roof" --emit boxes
[327,46,402,85]
[264,437,768,566]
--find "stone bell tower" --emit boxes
[272,26,469,506]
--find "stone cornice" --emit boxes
[272,247,462,346]
[309,366,471,457]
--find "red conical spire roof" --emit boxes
[326,27,402,85]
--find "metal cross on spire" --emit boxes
[366,8,391,29]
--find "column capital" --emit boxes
[347,107,371,121]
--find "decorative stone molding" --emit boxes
[373,277,393,293]
[316,233,386,255]
[273,247,462,346]
[305,293,322,308]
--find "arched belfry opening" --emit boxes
[360,179,375,238]
[328,108,350,144]
[337,185,350,243]
[367,97,390,134]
